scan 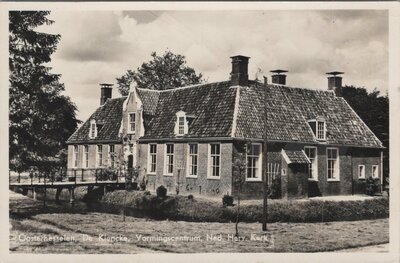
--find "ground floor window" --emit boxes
[84,145,89,168]
[358,165,365,179]
[148,144,157,174]
[109,145,115,168]
[97,145,103,167]
[208,144,221,178]
[304,146,318,180]
[164,144,174,175]
[327,148,339,180]
[246,143,262,181]
[73,145,78,168]
[188,144,198,177]
[372,165,379,178]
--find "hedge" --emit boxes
[99,190,389,223]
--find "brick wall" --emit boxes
[139,142,233,196]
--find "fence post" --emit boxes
[74,169,77,185]
[81,168,84,182]
[95,169,98,184]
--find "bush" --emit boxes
[144,191,151,196]
[156,185,167,198]
[188,194,194,200]
[365,177,380,196]
[222,195,234,207]
[97,168,117,181]
[268,175,281,199]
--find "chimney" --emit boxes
[100,83,113,105]
[326,71,344,96]
[270,70,288,85]
[230,55,250,86]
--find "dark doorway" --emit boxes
[128,155,134,169]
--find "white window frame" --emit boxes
[73,145,79,168]
[316,120,326,140]
[89,119,97,139]
[304,146,318,181]
[246,143,262,182]
[174,111,188,136]
[128,112,136,134]
[147,144,157,175]
[164,144,174,176]
[327,147,340,181]
[97,145,103,167]
[208,143,221,179]
[187,144,199,178]
[372,165,379,179]
[109,144,115,168]
[83,145,89,168]
[358,165,365,179]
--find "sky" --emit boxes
[40,10,388,122]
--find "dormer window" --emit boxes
[308,117,326,141]
[174,111,188,136]
[128,112,136,134]
[89,119,97,139]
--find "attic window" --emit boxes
[89,119,97,139]
[174,111,188,136]
[308,117,326,141]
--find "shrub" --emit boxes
[144,191,151,196]
[222,195,234,207]
[268,175,281,199]
[188,194,194,200]
[97,168,117,181]
[365,177,380,196]
[156,185,167,198]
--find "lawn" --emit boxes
[9,191,389,253]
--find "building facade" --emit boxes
[66,55,384,199]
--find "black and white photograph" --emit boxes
[2,2,400,262]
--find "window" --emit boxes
[304,147,318,180]
[208,144,221,178]
[175,111,188,136]
[327,148,339,180]
[84,145,89,168]
[372,165,379,178]
[129,112,136,133]
[188,144,198,177]
[109,145,115,168]
[358,165,365,179]
[89,119,97,139]
[317,121,326,140]
[148,144,157,174]
[73,145,78,168]
[164,144,174,175]
[308,118,326,141]
[97,145,103,167]
[178,117,185,135]
[246,143,262,181]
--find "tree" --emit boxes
[232,144,247,238]
[9,11,80,174]
[116,51,204,95]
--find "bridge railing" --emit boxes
[9,168,136,185]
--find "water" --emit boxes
[10,188,167,220]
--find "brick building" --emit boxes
[66,55,384,199]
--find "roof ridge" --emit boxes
[137,80,231,93]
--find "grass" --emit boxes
[10,212,389,253]
[100,190,389,223]
[9,190,389,253]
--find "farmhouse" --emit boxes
[66,55,384,199]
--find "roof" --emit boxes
[281,149,311,164]
[235,82,383,148]
[67,97,126,144]
[140,81,236,139]
[67,80,383,148]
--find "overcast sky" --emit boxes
[41,10,388,122]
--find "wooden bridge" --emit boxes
[9,168,132,205]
